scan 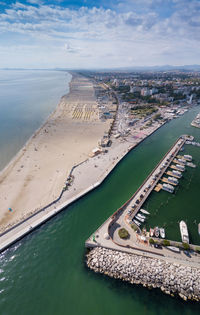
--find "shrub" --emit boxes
[131,224,138,232]
[162,239,170,246]
[118,228,130,239]
[182,242,190,250]
[149,238,154,245]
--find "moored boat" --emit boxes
[150,228,154,237]
[166,246,180,253]
[168,176,179,185]
[179,220,189,243]
[154,226,159,238]
[198,223,200,235]
[133,219,141,226]
[184,154,192,161]
[172,169,182,178]
[140,209,150,215]
[137,213,146,219]
[162,183,174,193]
[135,215,145,222]
[176,164,185,171]
[160,228,165,239]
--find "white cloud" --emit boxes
[0,1,199,68]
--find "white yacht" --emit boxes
[168,176,179,185]
[172,170,182,178]
[135,215,145,222]
[159,228,165,239]
[140,209,150,215]
[162,183,174,193]
[176,164,185,171]
[179,220,189,243]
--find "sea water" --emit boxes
[0,78,200,314]
[0,70,71,171]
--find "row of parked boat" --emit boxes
[162,154,194,194]
[131,208,150,227]
[185,140,200,147]
[150,226,165,239]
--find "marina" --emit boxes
[86,134,200,254]
[1,99,200,314]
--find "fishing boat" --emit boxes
[154,226,159,238]
[140,209,150,215]
[179,220,189,243]
[160,228,165,239]
[166,246,180,253]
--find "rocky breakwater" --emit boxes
[86,247,200,302]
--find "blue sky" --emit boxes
[0,0,199,68]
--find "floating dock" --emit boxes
[154,183,162,192]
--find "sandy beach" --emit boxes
[0,73,110,232]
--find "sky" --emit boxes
[0,0,200,69]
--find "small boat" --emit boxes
[198,223,200,235]
[140,209,150,215]
[166,246,180,253]
[154,226,159,238]
[135,215,145,222]
[133,219,141,226]
[162,183,174,193]
[160,228,165,239]
[137,213,146,219]
[186,162,196,168]
[150,228,154,237]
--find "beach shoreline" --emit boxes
[0,72,110,234]
[0,112,165,252]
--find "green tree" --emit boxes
[162,239,170,246]
[118,228,130,239]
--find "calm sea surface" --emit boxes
[0,73,200,314]
[0,70,71,171]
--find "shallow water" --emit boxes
[0,77,200,314]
